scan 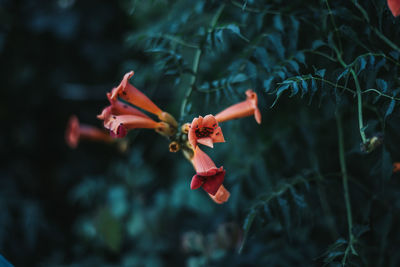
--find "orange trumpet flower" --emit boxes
[190,146,226,196]
[97,92,150,120]
[103,113,173,138]
[215,89,261,124]
[110,71,177,127]
[65,115,113,149]
[188,114,225,148]
[388,0,400,17]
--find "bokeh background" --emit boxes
[2,0,400,266]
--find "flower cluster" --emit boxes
[67,71,261,204]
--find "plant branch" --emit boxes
[179,4,225,122]
[336,111,357,265]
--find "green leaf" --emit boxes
[220,24,249,42]
[264,77,274,93]
[271,84,290,107]
[385,99,395,120]
[315,69,326,78]
[238,208,257,254]
[337,68,349,81]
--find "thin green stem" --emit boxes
[179,4,225,122]
[334,46,367,144]
[372,27,400,53]
[336,112,357,265]
[351,0,400,52]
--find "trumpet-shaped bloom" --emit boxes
[215,89,261,124]
[103,114,173,138]
[188,115,225,148]
[393,162,400,173]
[65,115,112,148]
[208,185,230,204]
[110,71,177,127]
[388,0,400,17]
[97,92,150,120]
[190,146,225,195]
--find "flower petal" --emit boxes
[191,146,217,173]
[65,115,80,148]
[197,137,214,148]
[211,126,225,144]
[201,169,226,195]
[208,185,230,204]
[190,175,204,190]
[202,114,218,128]
[110,71,163,116]
[388,0,400,17]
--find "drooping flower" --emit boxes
[208,184,230,204]
[110,71,177,127]
[188,114,225,148]
[65,115,113,148]
[103,113,174,138]
[393,162,400,173]
[388,0,400,17]
[190,146,226,195]
[215,89,261,124]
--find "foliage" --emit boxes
[2,0,400,266]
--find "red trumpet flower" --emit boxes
[215,89,261,124]
[65,115,113,149]
[188,114,225,148]
[190,146,226,196]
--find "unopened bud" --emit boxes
[169,141,180,152]
[181,123,190,134]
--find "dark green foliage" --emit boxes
[2,0,400,266]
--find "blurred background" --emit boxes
[1,0,400,266]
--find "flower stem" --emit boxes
[336,111,357,265]
[335,48,367,144]
[179,4,225,122]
